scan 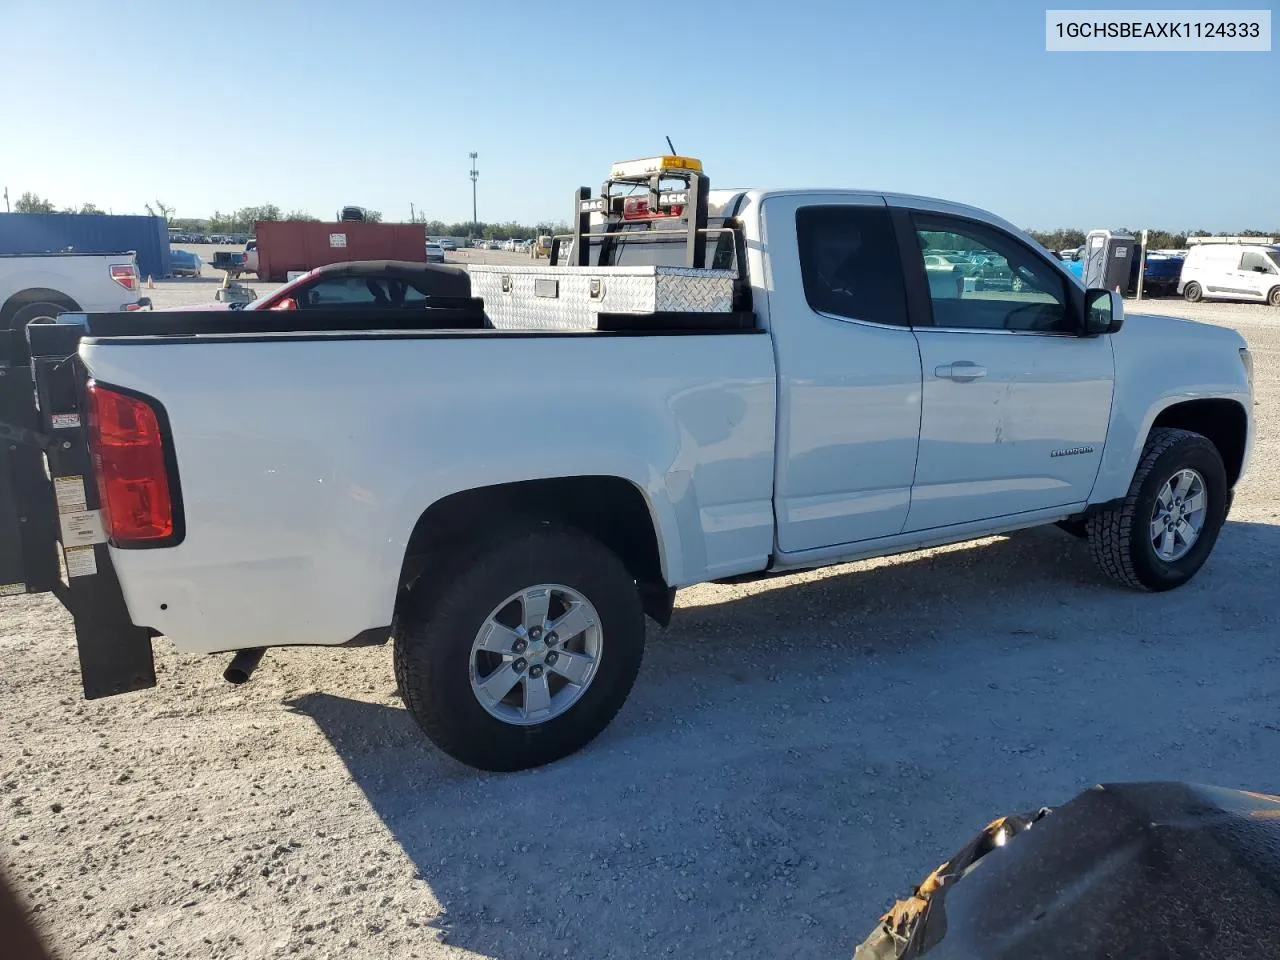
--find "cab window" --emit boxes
[1240,252,1277,273]
[795,205,910,327]
[911,214,1071,333]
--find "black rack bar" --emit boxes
[573,186,592,267]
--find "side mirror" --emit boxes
[1253,265,1270,274]
[1082,287,1123,336]
[270,297,298,311]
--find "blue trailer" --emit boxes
[0,213,172,281]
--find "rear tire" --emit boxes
[1183,282,1203,303]
[4,301,70,363]
[394,522,645,771]
[9,300,67,328]
[1086,428,1228,591]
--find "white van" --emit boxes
[1178,243,1280,306]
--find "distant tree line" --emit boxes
[1028,227,1279,252]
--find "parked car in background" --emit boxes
[426,242,445,263]
[438,239,457,252]
[158,260,471,313]
[1137,252,1184,298]
[923,252,977,276]
[168,248,203,278]
[1179,243,1280,306]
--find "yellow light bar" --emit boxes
[609,155,703,180]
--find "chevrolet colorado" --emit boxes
[0,157,1254,771]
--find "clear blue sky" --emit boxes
[1,0,1275,231]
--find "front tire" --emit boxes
[1268,286,1280,307]
[394,523,645,771]
[1183,282,1203,303]
[1086,428,1228,591]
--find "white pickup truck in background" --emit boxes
[0,156,1254,773]
[1,252,146,359]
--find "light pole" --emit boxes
[469,152,479,238]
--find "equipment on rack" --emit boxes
[553,154,711,269]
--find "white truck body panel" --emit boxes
[0,253,141,316]
[82,332,777,654]
[1089,311,1254,501]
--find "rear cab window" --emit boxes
[794,205,910,327]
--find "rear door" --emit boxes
[764,194,924,553]
[893,203,1115,532]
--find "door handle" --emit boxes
[934,361,987,382]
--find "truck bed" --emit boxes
[1,303,774,698]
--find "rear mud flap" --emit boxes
[2,321,156,699]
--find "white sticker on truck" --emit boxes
[329,233,347,248]
[60,509,106,548]
[0,582,26,597]
[54,476,88,512]
[51,413,81,429]
[63,545,98,578]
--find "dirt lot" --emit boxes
[2,294,1278,959]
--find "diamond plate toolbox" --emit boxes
[468,265,736,330]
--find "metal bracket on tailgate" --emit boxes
[3,321,158,699]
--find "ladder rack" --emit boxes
[555,155,711,269]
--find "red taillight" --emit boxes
[85,381,174,543]
[111,264,138,291]
[621,197,686,221]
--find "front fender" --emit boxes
[1090,314,1251,503]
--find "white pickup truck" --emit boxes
[0,157,1254,772]
[1,252,147,360]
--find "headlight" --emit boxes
[1240,347,1253,390]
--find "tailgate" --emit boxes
[0,321,157,698]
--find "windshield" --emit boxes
[235,270,315,309]
[1270,250,1280,270]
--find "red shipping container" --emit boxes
[254,220,427,282]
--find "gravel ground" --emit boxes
[2,291,1278,960]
